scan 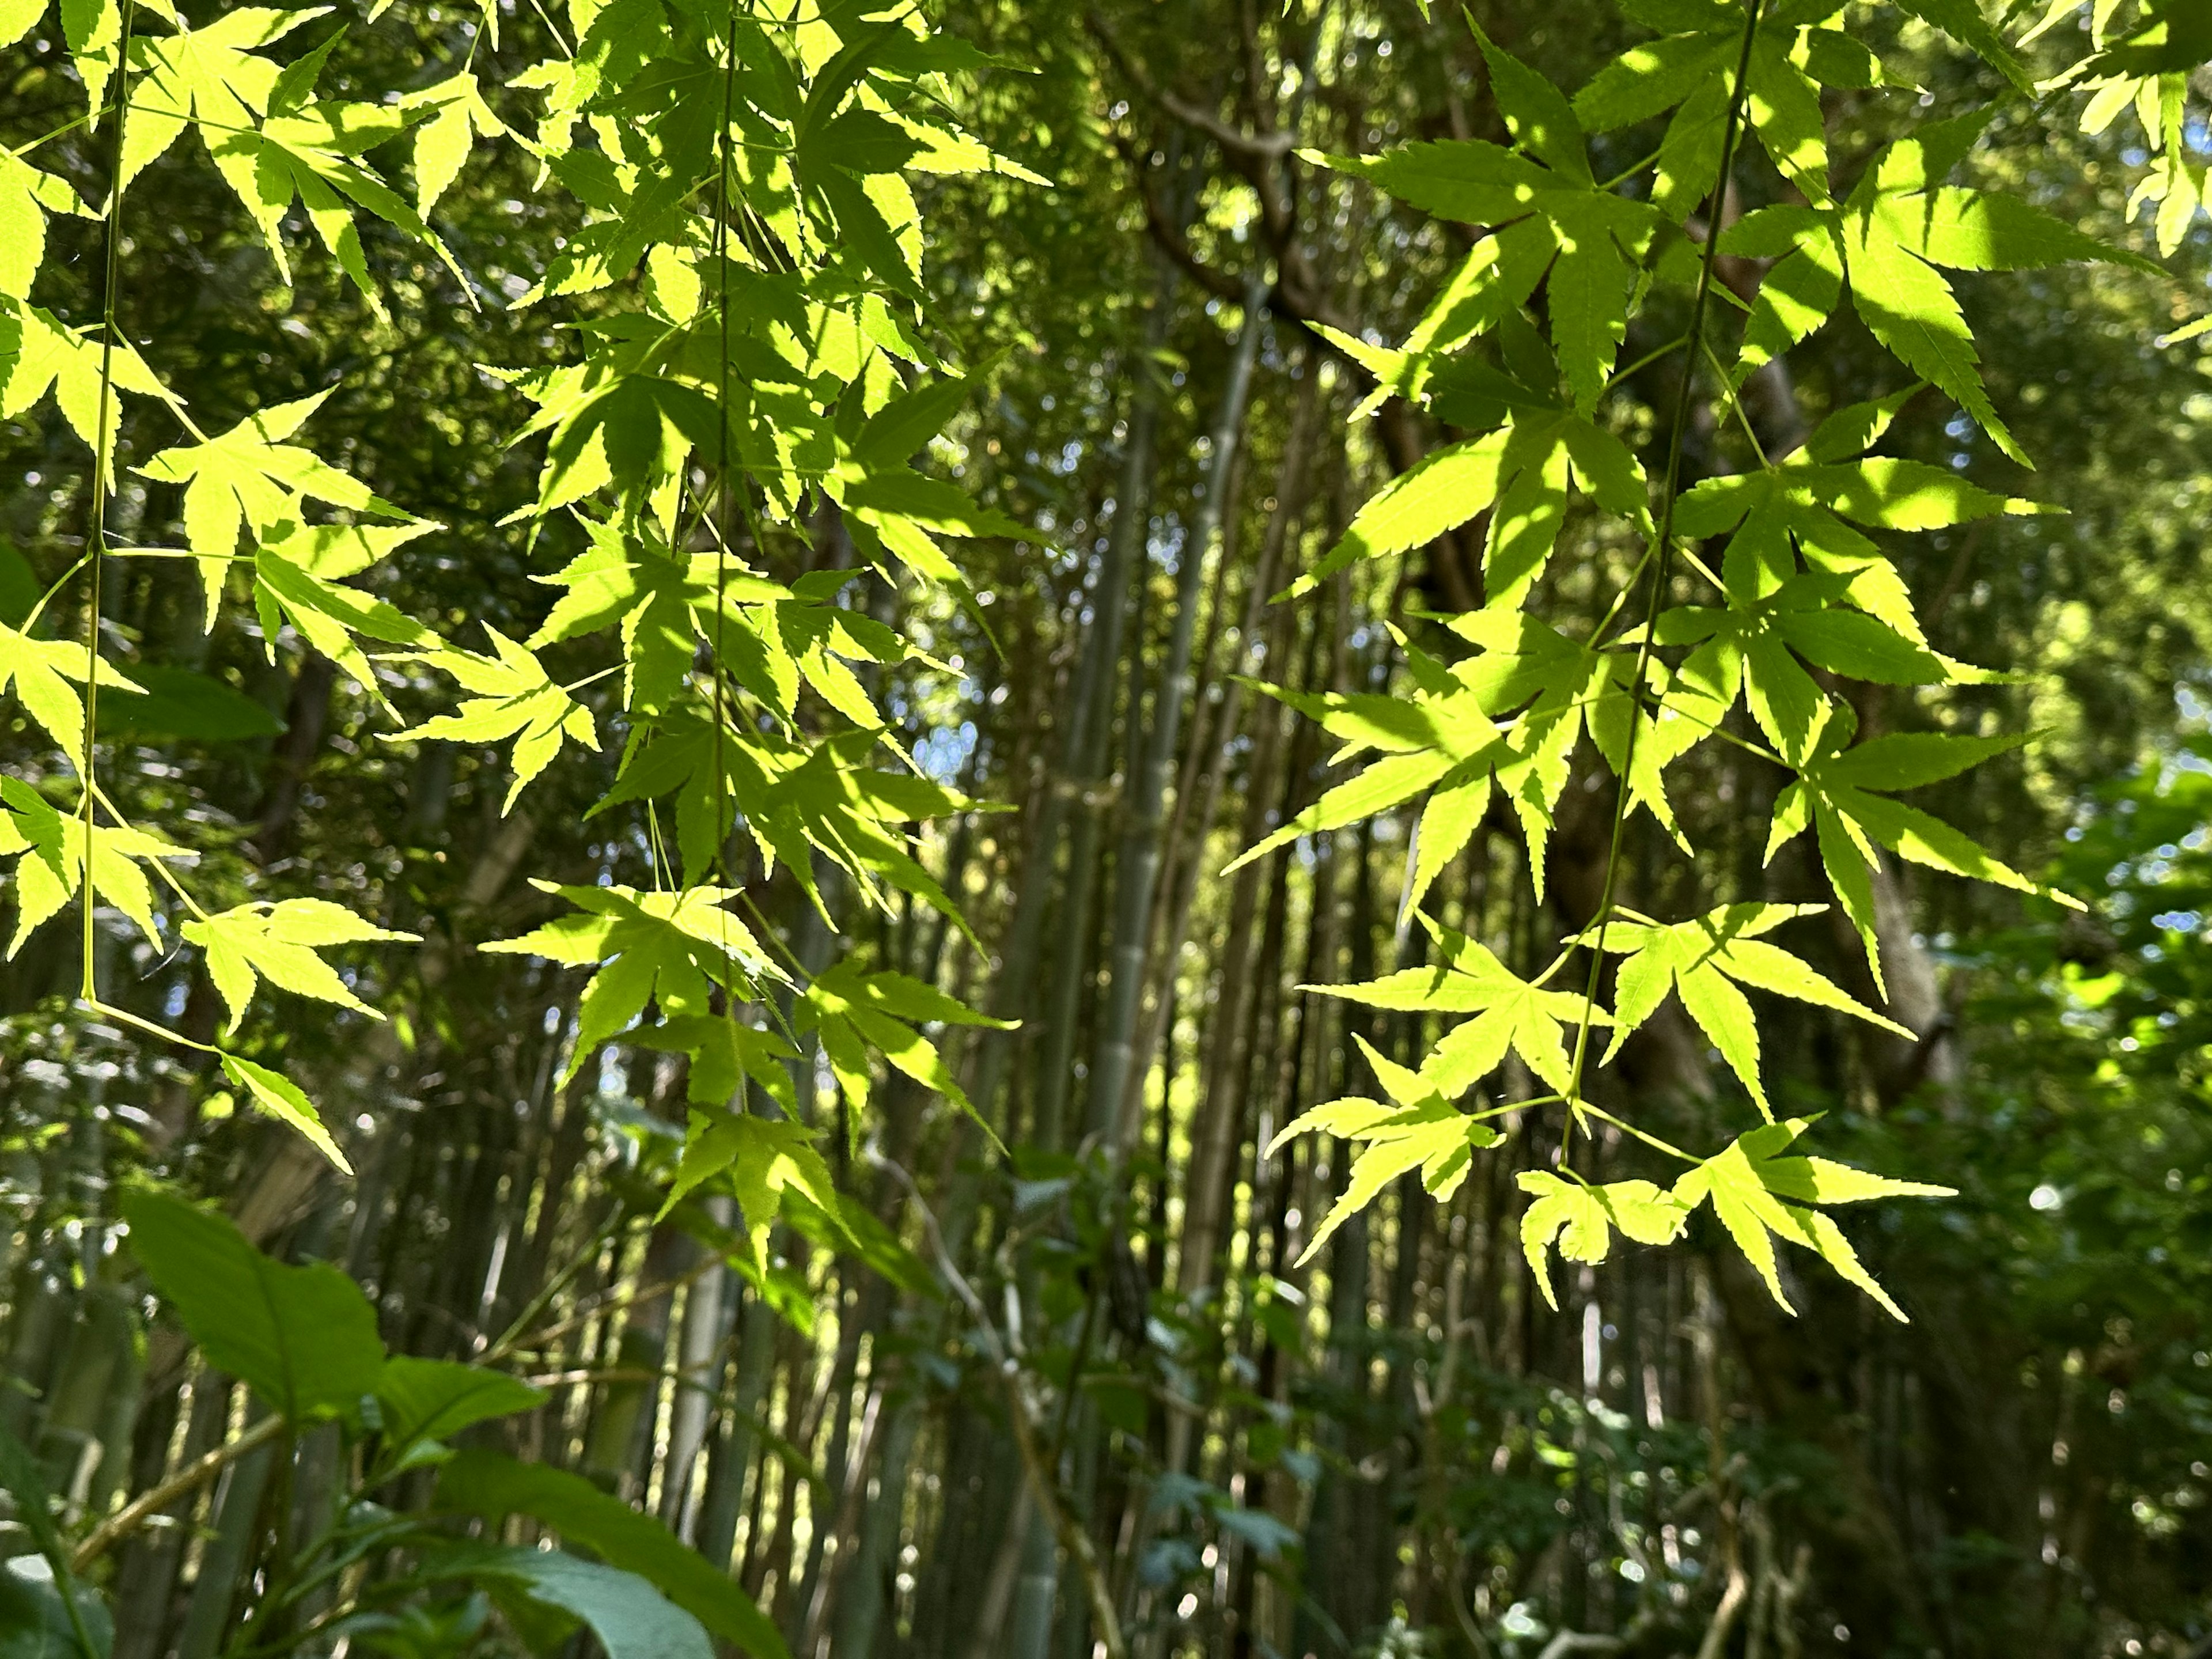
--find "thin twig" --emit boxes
[70,1415,282,1573]
[79,0,142,1003]
[871,1151,1130,1659]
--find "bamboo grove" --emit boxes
[3,0,2212,1654]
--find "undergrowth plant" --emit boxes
[1246,0,2180,1318]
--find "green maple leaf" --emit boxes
[1718,124,2160,461]
[2064,0,2212,77]
[0,615,142,766]
[1399,755,1497,925]
[1274,1035,1503,1264]
[60,0,120,117]
[123,12,452,313]
[586,713,970,903]
[1285,427,1511,599]
[0,297,175,471]
[631,1014,798,1113]
[1765,709,2077,993]
[1229,621,1526,883]
[834,461,1029,596]
[1655,392,2041,760]
[139,391,415,623]
[242,520,440,705]
[1316,78,1661,411]
[0,0,38,50]
[181,897,419,1033]
[0,777,189,955]
[1296,1100,1499,1266]
[1575,0,1912,212]
[1887,0,2033,91]
[0,149,94,301]
[2032,1,2212,254]
[1309,920,1608,1099]
[1320,226,1567,418]
[484,880,785,1081]
[1585,902,1912,1118]
[1446,605,1681,884]
[1672,1117,1953,1319]
[404,70,507,218]
[219,1052,350,1171]
[1654,573,1948,766]
[531,525,745,716]
[764,578,922,730]
[592,713,988,909]
[397,629,597,812]
[582,714,741,882]
[533,521,899,727]
[1290,328,1652,607]
[118,7,320,198]
[764,733,984,925]
[513,156,735,310]
[1237,601,1682,899]
[798,961,1011,1150]
[506,354,723,521]
[1518,1171,1691,1310]
[662,1109,846,1269]
[220,101,454,319]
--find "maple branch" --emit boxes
[1085,10,1298,162]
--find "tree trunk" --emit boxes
[1087,274,1269,1162]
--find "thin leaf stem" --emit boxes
[69,1414,283,1572]
[1604,332,1691,396]
[502,1254,721,1358]
[80,0,139,1001]
[1577,1100,1698,1164]
[89,781,210,921]
[10,109,93,157]
[480,1207,629,1363]
[88,997,217,1053]
[1700,336,1771,468]
[21,550,90,634]
[734,887,813,986]
[558,662,622,695]
[645,800,676,891]
[1467,1092,1560,1123]
[1560,0,1767,1141]
[713,14,739,1006]
[1582,541,1655,646]
[1599,145,1666,192]
[520,0,573,58]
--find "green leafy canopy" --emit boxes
[1245,0,2152,1320]
[5,0,1034,1212]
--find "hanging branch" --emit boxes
[1233,0,2128,1316]
[1557,0,1767,1137]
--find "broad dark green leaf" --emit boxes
[437,1449,789,1659]
[121,1190,384,1423]
[420,1544,713,1659]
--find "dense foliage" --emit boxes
[2,0,2211,1655]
